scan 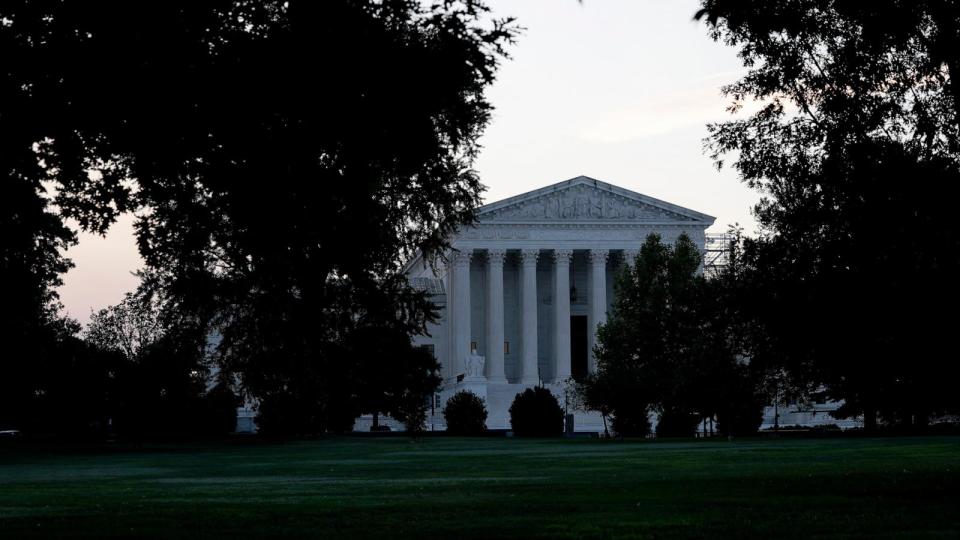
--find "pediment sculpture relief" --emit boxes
[484,186,686,221]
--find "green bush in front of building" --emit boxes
[509,386,563,437]
[443,391,487,435]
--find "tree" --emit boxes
[384,345,441,437]
[83,275,227,440]
[337,323,440,435]
[587,234,697,437]
[0,129,81,432]
[443,391,488,436]
[21,333,127,439]
[509,387,564,437]
[577,371,647,437]
[585,233,767,438]
[1,1,517,434]
[84,270,169,359]
[110,331,211,439]
[697,1,960,427]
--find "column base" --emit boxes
[519,376,539,385]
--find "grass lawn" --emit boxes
[0,436,958,539]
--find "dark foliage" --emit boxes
[255,392,323,438]
[578,372,652,437]
[0,163,78,431]
[0,1,516,436]
[347,326,441,435]
[610,399,652,438]
[509,387,564,437]
[202,381,241,437]
[698,1,960,427]
[443,391,487,436]
[715,365,766,436]
[110,339,198,439]
[584,233,767,438]
[3,317,235,441]
[12,334,124,439]
[81,278,235,441]
[655,408,700,438]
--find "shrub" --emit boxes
[611,400,651,437]
[509,386,563,437]
[443,391,487,435]
[395,392,428,437]
[196,382,242,437]
[201,382,241,436]
[716,391,765,437]
[655,407,699,437]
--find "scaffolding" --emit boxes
[703,232,733,278]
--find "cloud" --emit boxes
[579,74,764,144]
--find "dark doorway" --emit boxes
[571,315,588,380]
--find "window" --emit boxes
[504,341,510,354]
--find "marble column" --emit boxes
[623,249,639,268]
[519,249,540,384]
[449,250,472,377]
[552,249,573,382]
[587,248,608,374]
[485,249,507,383]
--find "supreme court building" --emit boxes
[405,176,715,432]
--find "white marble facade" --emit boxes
[406,176,715,432]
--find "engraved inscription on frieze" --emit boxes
[463,227,531,240]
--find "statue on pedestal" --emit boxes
[464,354,486,379]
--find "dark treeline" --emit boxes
[3,1,960,440]
[0,1,516,439]
[582,233,767,438]
[583,1,960,436]
[700,0,960,430]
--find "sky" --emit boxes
[56,0,760,325]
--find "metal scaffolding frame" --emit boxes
[703,232,732,278]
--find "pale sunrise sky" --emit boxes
[57,0,760,325]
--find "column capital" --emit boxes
[486,248,507,265]
[449,249,473,267]
[520,249,540,265]
[588,248,609,264]
[623,249,639,265]
[552,249,574,265]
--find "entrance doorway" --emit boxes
[571,315,588,380]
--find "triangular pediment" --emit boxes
[478,176,714,224]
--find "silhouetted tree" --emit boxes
[202,379,241,436]
[0,2,517,435]
[383,344,441,436]
[585,233,766,438]
[443,391,487,436]
[578,370,648,437]
[84,276,227,440]
[698,1,960,428]
[85,270,169,359]
[24,332,127,439]
[325,323,440,434]
[0,138,82,432]
[509,387,564,437]
[110,331,210,440]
